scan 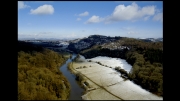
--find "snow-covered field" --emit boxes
[71,55,163,100]
[104,80,162,100]
[87,56,132,73]
[81,88,121,100]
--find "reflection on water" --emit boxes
[59,54,84,100]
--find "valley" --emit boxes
[18,35,163,100]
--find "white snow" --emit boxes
[71,55,163,100]
[87,56,132,73]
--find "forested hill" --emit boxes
[67,35,122,53]
[80,37,163,96]
[18,41,70,100]
[67,35,162,54]
[18,41,44,52]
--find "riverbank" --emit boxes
[60,54,85,100]
[18,43,71,100]
[68,61,121,100]
[68,55,163,100]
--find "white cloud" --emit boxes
[30,4,54,15]
[85,15,104,24]
[29,32,51,37]
[105,2,156,23]
[78,11,89,16]
[76,18,81,21]
[144,16,150,21]
[38,32,53,35]
[18,1,29,9]
[153,12,163,22]
[127,31,138,34]
[18,32,55,39]
[65,32,77,38]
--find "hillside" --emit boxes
[67,35,162,53]
[80,37,163,96]
[18,35,163,97]
[18,41,71,100]
[67,35,122,53]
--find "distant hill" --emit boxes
[19,35,163,54]
[67,35,123,53]
[137,38,163,42]
[18,41,44,52]
[66,35,162,53]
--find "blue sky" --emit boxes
[18,1,163,39]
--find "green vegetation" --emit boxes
[115,66,128,77]
[80,38,163,96]
[75,72,85,81]
[18,41,70,100]
[81,45,128,59]
[75,72,91,91]
[123,38,163,96]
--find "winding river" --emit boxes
[59,54,84,100]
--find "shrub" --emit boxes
[115,66,121,71]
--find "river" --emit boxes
[59,54,84,100]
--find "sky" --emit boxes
[18,1,163,40]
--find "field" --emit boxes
[68,56,163,100]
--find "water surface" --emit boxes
[59,54,84,100]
